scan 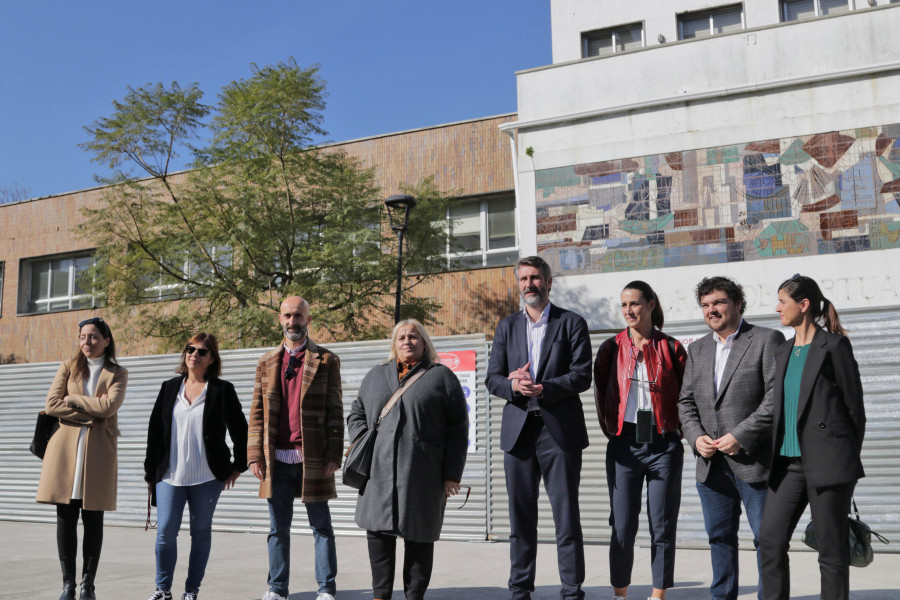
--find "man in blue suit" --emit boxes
[486,255,592,600]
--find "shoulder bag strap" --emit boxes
[376,368,428,427]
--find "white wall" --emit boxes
[550,250,900,330]
[511,4,900,322]
[549,0,893,64]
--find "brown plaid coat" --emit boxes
[247,340,344,502]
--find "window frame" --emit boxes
[0,261,4,317]
[444,193,518,270]
[780,0,854,22]
[140,245,232,302]
[581,21,645,58]
[17,251,96,315]
[678,3,745,40]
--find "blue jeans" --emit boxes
[696,460,767,600]
[155,479,225,593]
[267,460,337,596]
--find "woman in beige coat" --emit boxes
[36,317,128,600]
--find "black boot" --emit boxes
[79,556,97,600]
[59,558,77,600]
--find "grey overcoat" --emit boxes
[347,360,468,542]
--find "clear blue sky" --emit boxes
[0,1,550,200]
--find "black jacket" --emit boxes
[769,329,866,489]
[144,376,249,491]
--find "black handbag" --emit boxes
[801,498,889,568]
[30,411,60,459]
[342,368,427,490]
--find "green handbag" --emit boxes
[801,498,889,568]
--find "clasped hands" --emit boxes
[695,433,741,457]
[508,362,543,397]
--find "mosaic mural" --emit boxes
[535,123,900,274]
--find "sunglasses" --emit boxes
[285,353,302,381]
[185,345,210,358]
[79,316,104,328]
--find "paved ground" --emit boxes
[1,521,897,599]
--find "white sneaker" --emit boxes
[316,594,336,600]
[261,592,288,600]
[147,591,173,600]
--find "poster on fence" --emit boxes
[438,350,477,453]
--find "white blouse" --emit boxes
[71,356,105,500]
[623,360,652,424]
[162,380,216,486]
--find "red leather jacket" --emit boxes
[593,328,687,438]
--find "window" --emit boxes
[679,4,744,39]
[582,22,643,58]
[781,0,852,21]
[141,246,232,301]
[17,252,95,314]
[446,194,518,269]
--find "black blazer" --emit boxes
[769,329,865,489]
[144,376,249,489]
[486,303,592,453]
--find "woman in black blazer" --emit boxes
[143,333,248,600]
[759,275,865,600]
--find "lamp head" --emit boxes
[384,194,417,231]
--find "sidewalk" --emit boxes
[1,521,896,599]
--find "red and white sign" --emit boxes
[438,350,477,453]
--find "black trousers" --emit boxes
[366,530,434,600]
[57,500,104,574]
[759,457,855,600]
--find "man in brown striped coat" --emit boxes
[248,296,344,600]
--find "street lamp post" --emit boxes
[384,194,417,324]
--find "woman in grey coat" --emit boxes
[347,319,468,600]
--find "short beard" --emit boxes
[522,287,548,308]
[284,324,307,342]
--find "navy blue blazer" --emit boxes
[486,303,592,453]
[144,376,249,492]
[769,328,865,489]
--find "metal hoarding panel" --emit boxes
[487,309,900,552]
[0,334,491,542]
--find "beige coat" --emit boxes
[36,359,128,511]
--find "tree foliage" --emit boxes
[80,60,454,350]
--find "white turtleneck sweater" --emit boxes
[71,356,105,500]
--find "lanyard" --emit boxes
[622,335,662,411]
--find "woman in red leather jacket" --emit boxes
[594,280,687,600]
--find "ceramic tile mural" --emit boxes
[535,123,900,274]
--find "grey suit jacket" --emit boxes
[678,320,784,484]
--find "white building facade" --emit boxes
[503,0,900,327]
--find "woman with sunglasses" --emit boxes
[593,281,687,600]
[37,316,128,600]
[143,333,248,600]
[759,275,865,600]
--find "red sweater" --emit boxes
[593,328,687,438]
[277,347,304,450]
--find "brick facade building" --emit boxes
[0,114,520,363]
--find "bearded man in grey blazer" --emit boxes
[678,277,784,600]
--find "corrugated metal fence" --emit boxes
[0,334,492,541]
[1,313,897,552]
